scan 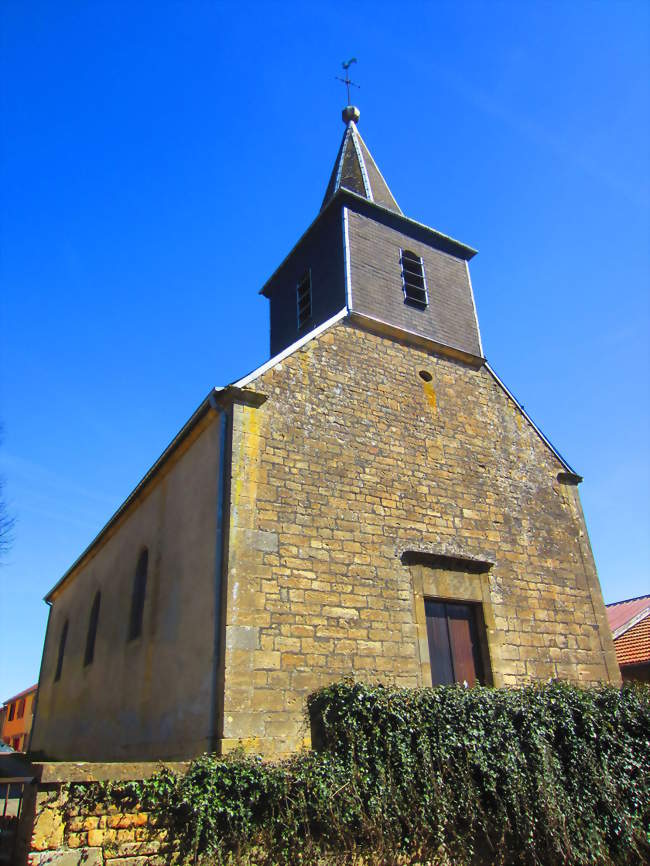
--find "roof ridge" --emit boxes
[612,605,650,640]
[484,362,580,478]
[606,593,650,607]
[349,124,373,201]
[3,684,38,705]
[321,109,401,214]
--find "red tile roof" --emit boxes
[613,615,650,667]
[606,594,650,634]
[2,684,38,706]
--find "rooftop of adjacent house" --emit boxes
[2,684,38,707]
[611,616,650,667]
[606,594,650,634]
[606,594,650,668]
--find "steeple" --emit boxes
[321,106,402,214]
[262,101,480,363]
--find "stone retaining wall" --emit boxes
[16,763,187,866]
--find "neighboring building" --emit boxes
[606,594,650,682]
[30,104,620,762]
[1,685,37,752]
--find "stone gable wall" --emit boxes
[220,319,619,755]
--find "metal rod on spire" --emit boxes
[336,57,360,105]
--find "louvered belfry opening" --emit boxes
[296,271,312,330]
[400,249,428,308]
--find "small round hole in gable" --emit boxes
[418,370,433,382]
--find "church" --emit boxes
[30,104,620,761]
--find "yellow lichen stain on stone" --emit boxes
[230,405,262,627]
[220,736,262,755]
[421,380,437,410]
[233,406,261,520]
[31,801,65,851]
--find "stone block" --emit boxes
[31,807,65,851]
[223,711,265,738]
[241,528,279,552]
[87,829,116,847]
[106,812,149,830]
[255,650,281,669]
[29,848,103,866]
[225,625,260,651]
[104,858,149,866]
[110,841,162,858]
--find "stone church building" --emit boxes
[30,105,620,761]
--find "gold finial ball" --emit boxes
[342,105,360,124]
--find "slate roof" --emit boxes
[321,108,402,214]
[606,595,650,668]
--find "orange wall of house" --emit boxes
[2,690,36,750]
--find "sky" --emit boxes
[1,1,648,701]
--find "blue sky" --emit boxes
[1,1,648,701]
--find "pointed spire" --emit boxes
[321,106,402,214]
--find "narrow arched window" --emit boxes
[54,619,69,682]
[128,549,148,641]
[84,591,101,667]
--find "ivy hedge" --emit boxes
[70,681,650,865]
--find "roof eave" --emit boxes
[612,606,650,640]
[338,189,478,260]
[260,194,341,297]
[44,385,266,604]
[2,684,38,706]
[485,362,582,479]
[260,189,478,299]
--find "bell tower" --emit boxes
[261,106,483,366]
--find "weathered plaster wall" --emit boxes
[31,414,222,762]
[219,319,619,755]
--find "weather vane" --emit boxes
[336,58,360,105]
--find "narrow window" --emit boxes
[401,249,428,308]
[128,549,148,641]
[296,270,312,330]
[54,619,69,682]
[84,591,101,666]
[425,599,485,686]
[7,703,15,722]
[16,699,25,719]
